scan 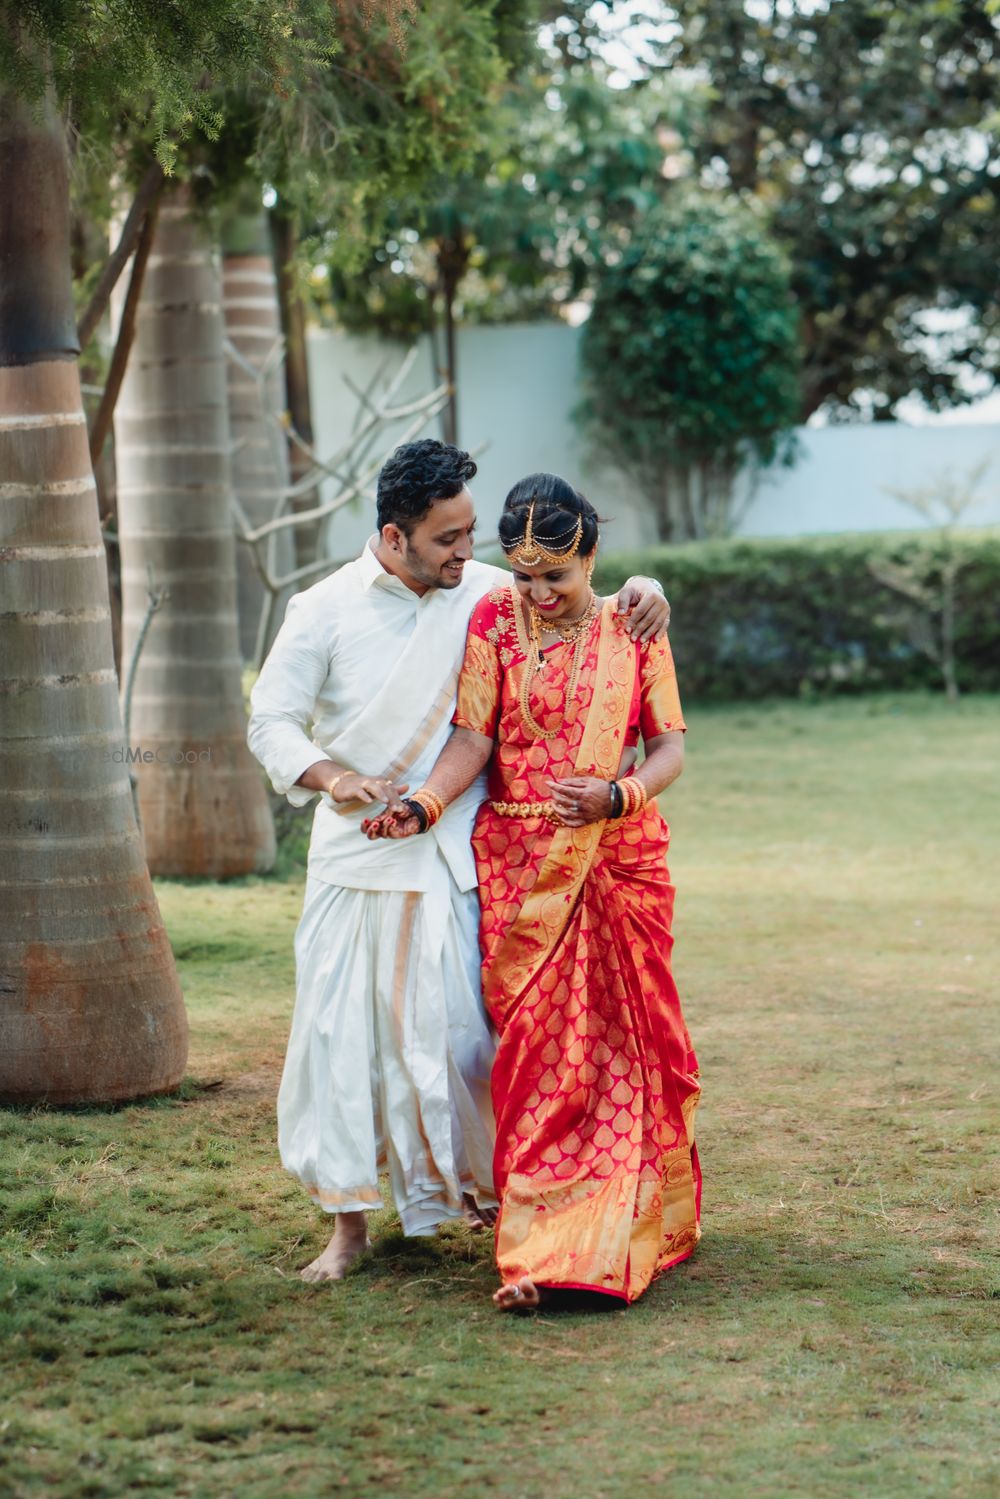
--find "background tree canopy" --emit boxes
[320,0,1000,431]
[578,189,800,540]
[641,0,1000,421]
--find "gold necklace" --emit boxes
[529,598,598,645]
[518,594,599,741]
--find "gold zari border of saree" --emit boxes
[496,1148,700,1302]
[482,596,635,1029]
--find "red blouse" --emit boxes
[453,585,685,804]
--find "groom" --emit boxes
[248,439,669,1281]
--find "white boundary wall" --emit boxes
[306,323,1000,561]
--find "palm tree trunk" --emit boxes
[0,75,188,1104]
[113,187,276,878]
[221,207,294,661]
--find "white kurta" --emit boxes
[248,541,507,1234]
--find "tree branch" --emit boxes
[88,198,159,468]
[121,568,169,827]
[77,161,164,347]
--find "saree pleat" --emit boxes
[479,809,700,1301]
[455,587,700,1303]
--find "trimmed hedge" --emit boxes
[596,529,1000,701]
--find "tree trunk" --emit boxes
[940,554,960,703]
[645,456,738,542]
[221,207,294,662]
[440,274,458,446]
[113,188,276,877]
[435,235,469,447]
[0,77,188,1104]
[270,207,319,569]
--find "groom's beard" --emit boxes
[399,540,466,591]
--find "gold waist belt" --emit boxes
[489,798,562,824]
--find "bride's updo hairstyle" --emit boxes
[498,472,600,564]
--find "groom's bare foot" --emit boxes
[299,1212,370,1283]
[494,1275,544,1311]
[462,1192,498,1231]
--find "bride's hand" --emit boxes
[547,776,613,827]
[361,805,422,840]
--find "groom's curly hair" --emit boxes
[376,439,478,535]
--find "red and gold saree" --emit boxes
[453,586,701,1303]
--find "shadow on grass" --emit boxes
[0,1075,228,1119]
[330,1215,993,1333]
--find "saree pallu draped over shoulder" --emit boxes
[455,588,701,1302]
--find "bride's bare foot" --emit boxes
[462,1192,498,1231]
[299,1211,370,1283]
[494,1275,544,1311]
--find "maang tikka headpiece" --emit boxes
[502,501,583,569]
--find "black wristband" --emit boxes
[402,797,429,834]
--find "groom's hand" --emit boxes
[616,577,670,642]
[331,772,408,809]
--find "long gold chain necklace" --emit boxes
[518,593,599,741]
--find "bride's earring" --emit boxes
[584,553,596,583]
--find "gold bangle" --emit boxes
[620,776,647,817]
[326,771,350,800]
[409,789,445,828]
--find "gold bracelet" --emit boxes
[326,771,350,800]
[619,776,647,817]
[409,789,445,828]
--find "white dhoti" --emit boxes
[278,852,498,1236]
[249,548,511,1238]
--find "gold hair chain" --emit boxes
[503,502,583,569]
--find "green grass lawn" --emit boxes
[2,694,998,1499]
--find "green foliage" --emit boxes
[323,1,1000,429]
[318,66,701,333]
[319,147,556,335]
[526,68,703,302]
[6,2,528,272]
[581,192,800,462]
[261,0,525,262]
[597,529,1000,701]
[660,0,1000,420]
[2,1,339,169]
[578,191,800,540]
